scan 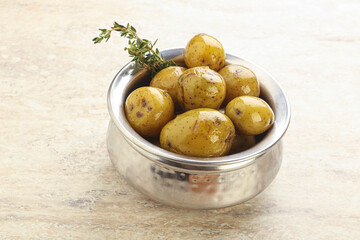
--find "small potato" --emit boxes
[160,108,235,157]
[177,67,226,110]
[229,135,256,154]
[225,96,274,135]
[125,87,174,137]
[184,33,225,71]
[150,66,187,108]
[218,65,260,105]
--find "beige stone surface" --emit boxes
[1,0,360,239]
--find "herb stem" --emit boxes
[93,22,175,76]
[122,27,165,64]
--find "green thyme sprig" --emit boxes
[93,22,176,76]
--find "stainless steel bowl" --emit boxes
[107,48,290,209]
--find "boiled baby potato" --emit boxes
[218,65,260,105]
[225,96,274,135]
[125,86,174,137]
[177,67,226,110]
[229,134,256,155]
[160,108,235,157]
[184,33,225,71]
[150,66,187,108]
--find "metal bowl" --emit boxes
[106,48,290,209]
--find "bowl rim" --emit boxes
[107,48,291,169]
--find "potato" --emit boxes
[184,33,225,71]
[218,65,260,105]
[229,134,256,154]
[125,87,174,137]
[177,67,226,110]
[225,96,274,135]
[150,66,187,108]
[160,108,235,157]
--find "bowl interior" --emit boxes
[107,48,290,167]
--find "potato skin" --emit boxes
[184,33,225,71]
[150,66,187,108]
[177,67,226,110]
[125,87,174,137]
[218,65,260,105]
[160,108,235,157]
[225,96,274,135]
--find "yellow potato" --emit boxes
[125,87,174,137]
[225,96,274,135]
[229,134,256,154]
[218,65,260,105]
[184,33,225,71]
[160,108,235,157]
[177,67,226,110]
[150,66,187,108]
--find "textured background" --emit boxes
[0,0,359,239]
